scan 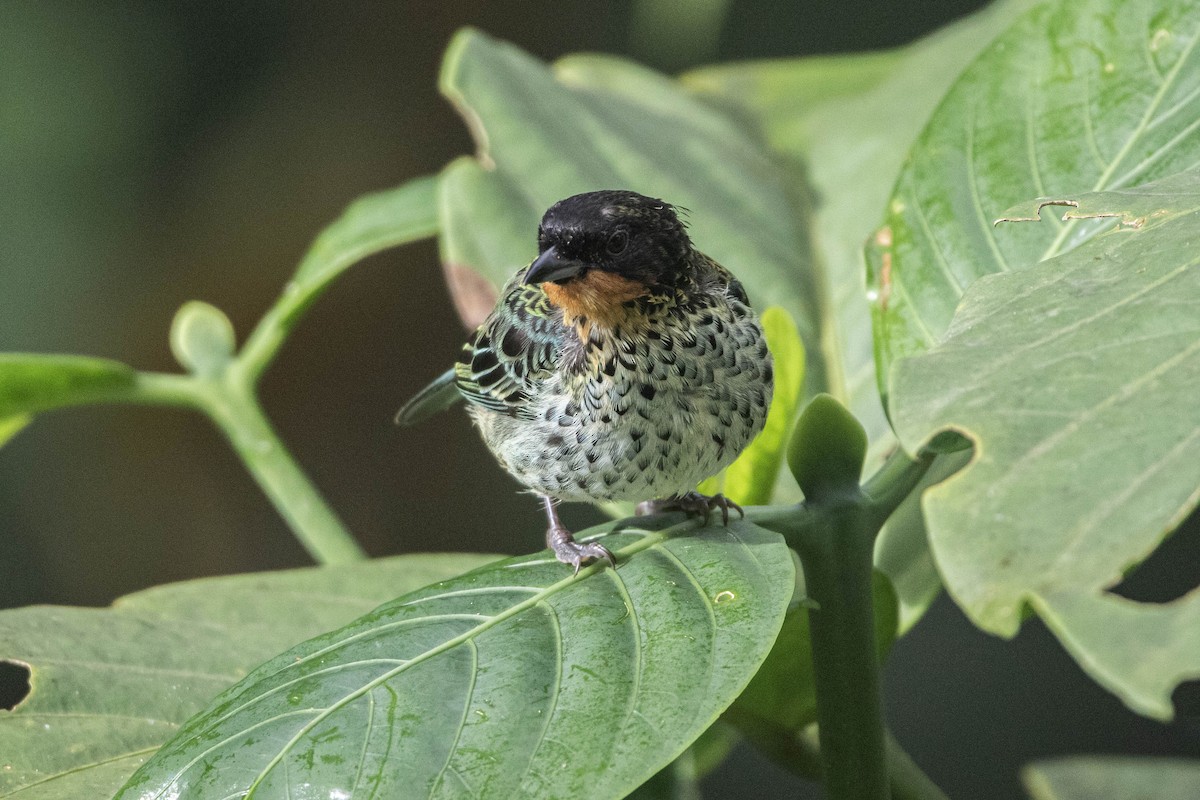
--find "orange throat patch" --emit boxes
[542,271,649,334]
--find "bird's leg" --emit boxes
[635,491,744,526]
[541,495,615,575]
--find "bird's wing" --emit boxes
[394,367,462,426]
[694,251,751,306]
[455,275,564,419]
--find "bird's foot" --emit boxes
[547,524,615,576]
[635,491,744,526]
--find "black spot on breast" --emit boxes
[601,357,617,376]
[547,434,565,447]
[763,363,774,384]
[639,384,656,401]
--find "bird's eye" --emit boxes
[606,229,628,255]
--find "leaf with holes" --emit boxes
[116,518,794,800]
[0,554,496,800]
[867,0,1200,389]
[889,167,1200,718]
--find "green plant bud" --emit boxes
[170,301,236,377]
[787,393,867,502]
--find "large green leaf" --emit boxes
[684,0,1043,452]
[889,169,1200,717]
[867,0,1200,387]
[1024,757,1200,800]
[683,0,1045,627]
[117,518,794,800]
[0,554,497,799]
[436,28,818,369]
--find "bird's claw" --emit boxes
[636,491,744,526]
[548,525,615,575]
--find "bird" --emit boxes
[397,190,773,572]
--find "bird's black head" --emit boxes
[523,190,692,290]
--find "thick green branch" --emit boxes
[791,496,889,800]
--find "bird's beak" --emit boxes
[523,246,586,285]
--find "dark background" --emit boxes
[1,2,1196,797]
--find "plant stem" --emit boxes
[791,496,890,800]
[188,375,366,565]
[886,731,951,800]
[748,445,938,800]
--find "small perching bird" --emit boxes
[397,190,773,572]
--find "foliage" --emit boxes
[2,0,1198,797]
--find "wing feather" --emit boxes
[455,271,564,418]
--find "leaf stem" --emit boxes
[193,376,367,564]
[863,446,938,528]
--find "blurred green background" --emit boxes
[1,2,1195,798]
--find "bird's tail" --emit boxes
[394,367,462,426]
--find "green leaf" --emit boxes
[1023,757,1200,800]
[683,0,1042,625]
[0,354,136,418]
[699,306,805,505]
[292,175,439,289]
[437,28,818,357]
[117,518,794,800]
[683,0,1043,455]
[889,168,1200,717]
[873,450,968,633]
[169,300,236,377]
[0,414,30,448]
[787,394,867,503]
[867,0,1200,391]
[0,553,497,800]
